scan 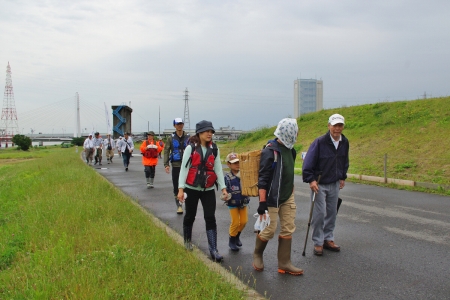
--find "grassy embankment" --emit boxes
[218,97,450,195]
[0,146,248,299]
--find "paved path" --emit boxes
[93,154,450,300]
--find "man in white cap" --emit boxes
[302,113,349,256]
[83,133,95,165]
[164,117,190,214]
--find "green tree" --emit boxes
[12,134,32,151]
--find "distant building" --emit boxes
[293,79,323,118]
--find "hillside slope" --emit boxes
[219,97,450,189]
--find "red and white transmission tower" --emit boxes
[1,62,19,146]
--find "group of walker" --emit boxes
[83,132,134,170]
[84,113,349,276]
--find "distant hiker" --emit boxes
[157,137,164,159]
[252,118,304,276]
[140,131,163,188]
[103,133,115,164]
[93,132,104,166]
[177,120,228,262]
[224,152,250,251]
[116,136,123,157]
[117,132,134,171]
[164,118,190,215]
[302,113,349,256]
[83,133,95,165]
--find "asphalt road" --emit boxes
[93,155,450,300]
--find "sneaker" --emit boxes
[99,163,102,166]
[125,167,128,171]
[177,206,183,214]
[94,162,98,165]
[147,183,151,189]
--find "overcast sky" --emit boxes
[1,0,449,135]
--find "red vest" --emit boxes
[185,143,217,188]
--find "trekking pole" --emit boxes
[302,175,321,256]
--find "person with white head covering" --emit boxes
[302,113,349,256]
[252,118,304,276]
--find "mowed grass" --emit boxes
[0,147,246,299]
[218,97,450,195]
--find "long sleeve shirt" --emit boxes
[103,137,115,149]
[83,138,94,150]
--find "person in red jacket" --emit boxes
[140,131,163,188]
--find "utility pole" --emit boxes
[183,88,190,132]
[1,62,20,147]
[75,92,81,137]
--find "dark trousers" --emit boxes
[171,167,181,196]
[144,166,156,178]
[122,152,131,167]
[183,188,217,231]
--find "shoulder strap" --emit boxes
[185,144,195,168]
[211,142,218,158]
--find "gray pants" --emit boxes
[311,181,340,246]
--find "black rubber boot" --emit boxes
[236,231,242,247]
[229,236,239,251]
[183,225,193,251]
[206,229,223,262]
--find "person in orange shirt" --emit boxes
[140,131,163,188]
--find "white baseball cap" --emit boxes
[328,114,345,125]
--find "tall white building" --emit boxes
[293,79,323,118]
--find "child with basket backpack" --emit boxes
[140,131,162,188]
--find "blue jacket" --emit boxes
[302,131,349,185]
[258,139,296,208]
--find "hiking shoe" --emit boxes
[177,206,183,214]
[147,183,151,189]
[314,245,323,256]
[323,240,340,252]
[125,167,128,171]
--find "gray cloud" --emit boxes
[1,0,449,133]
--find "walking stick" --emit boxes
[302,175,321,256]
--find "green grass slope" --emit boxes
[219,97,450,192]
